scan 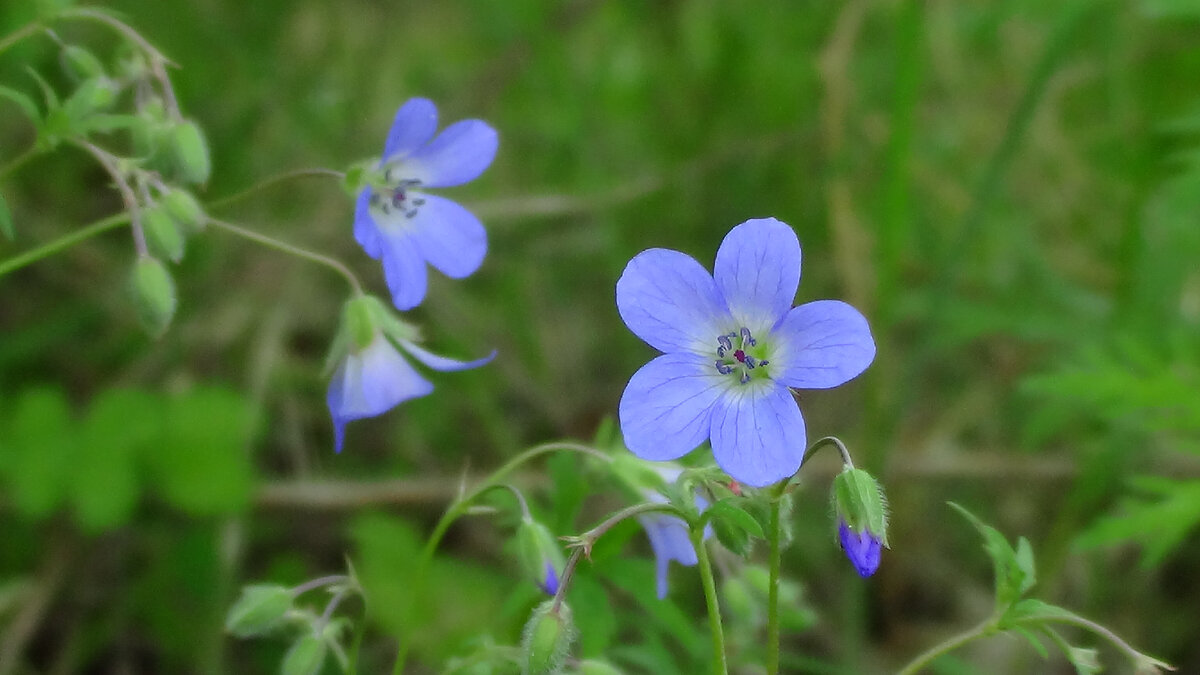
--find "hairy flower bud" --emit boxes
[142,205,185,263]
[130,256,176,337]
[831,468,889,577]
[577,660,624,675]
[516,516,565,595]
[224,584,293,637]
[521,600,576,675]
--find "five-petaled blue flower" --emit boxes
[327,296,493,452]
[354,97,499,311]
[616,218,876,487]
[838,521,882,577]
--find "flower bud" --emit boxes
[521,600,576,675]
[517,516,566,595]
[224,584,293,637]
[161,189,207,233]
[142,205,185,263]
[169,120,211,185]
[577,660,623,675]
[281,633,326,675]
[831,468,888,577]
[130,256,176,337]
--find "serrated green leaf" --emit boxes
[706,498,765,539]
[1075,478,1200,568]
[0,84,40,123]
[0,192,13,241]
[949,502,1031,611]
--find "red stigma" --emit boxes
[734,349,746,362]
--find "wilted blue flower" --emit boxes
[636,467,710,599]
[838,521,882,577]
[327,295,493,452]
[354,98,498,310]
[616,218,876,487]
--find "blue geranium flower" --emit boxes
[354,98,498,311]
[838,521,882,577]
[326,295,493,452]
[616,218,876,487]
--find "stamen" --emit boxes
[715,361,733,375]
[740,327,756,347]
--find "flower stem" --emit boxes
[390,442,609,674]
[692,527,727,675]
[0,21,44,57]
[0,212,129,278]
[206,218,364,296]
[895,618,994,675]
[765,491,783,675]
[207,168,345,212]
[0,146,41,181]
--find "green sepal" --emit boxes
[361,294,421,345]
[224,584,294,637]
[130,256,176,337]
[280,633,326,675]
[63,78,117,123]
[516,516,565,591]
[142,205,185,262]
[161,188,207,233]
[832,468,889,547]
[60,45,106,81]
[577,660,624,675]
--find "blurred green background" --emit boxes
[2,0,1200,673]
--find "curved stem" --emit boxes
[55,8,172,64]
[390,442,609,674]
[0,22,44,57]
[290,574,350,598]
[0,212,129,278]
[69,140,147,255]
[896,618,994,675]
[206,218,364,296]
[0,146,41,181]
[800,435,855,471]
[692,528,727,675]
[1035,614,1173,670]
[207,168,345,211]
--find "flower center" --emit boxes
[713,327,770,384]
[370,172,425,220]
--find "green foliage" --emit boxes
[225,585,295,638]
[1076,477,1200,568]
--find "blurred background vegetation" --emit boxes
[2,0,1199,673]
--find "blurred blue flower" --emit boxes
[327,317,493,452]
[838,521,882,577]
[354,97,499,310]
[539,560,559,595]
[616,218,876,487]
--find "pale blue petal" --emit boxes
[354,189,383,259]
[616,248,731,355]
[713,218,801,332]
[709,382,806,487]
[399,340,496,372]
[406,193,487,278]
[771,300,876,389]
[383,98,438,160]
[619,353,729,462]
[637,512,696,599]
[379,234,428,311]
[405,119,498,188]
[327,337,433,452]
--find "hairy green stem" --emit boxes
[766,494,782,675]
[0,212,129,278]
[207,168,345,211]
[390,442,609,674]
[693,527,727,675]
[207,218,364,296]
[896,618,994,675]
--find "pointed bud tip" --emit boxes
[838,521,882,577]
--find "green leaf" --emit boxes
[72,388,157,531]
[3,387,74,518]
[949,502,1032,611]
[1075,477,1200,568]
[224,584,294,638]
[147,387,255,515]
[0,192,13,241]
[0,84,39,123]
[1012,625,1049,659]
[706,498,766,539]
[569,572,616,657]
[281,633,326,675]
